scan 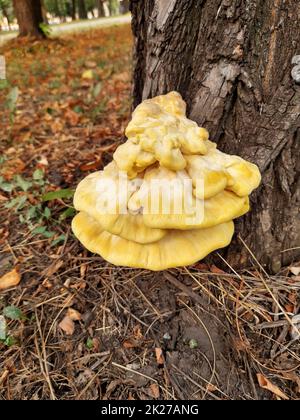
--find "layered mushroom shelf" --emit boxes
[72,92,261,271]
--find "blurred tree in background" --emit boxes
[108,0,119,16]
[0,0,13,29]
[12,0,45,38]
[78,0,87,19]
[97,0,105,17]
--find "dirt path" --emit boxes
[0,15,131,46]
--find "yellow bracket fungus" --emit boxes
[72,92,261,271]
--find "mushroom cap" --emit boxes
[201,145,261,197]
[117,92,208,175]
[72,92,261,271]
[127,165,249,229]
[72,211,234,271]
[185,155,228,199]
[74,168,166,244]
[141,190,249,230]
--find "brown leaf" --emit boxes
[0,267,21,290]
[65,109,80,126]
[290,266,300,276]
[84,60,97,69]
[59,315,75,335]
[67,308,82,321]
[194,262,209,270]
[2,158,25,179]
[123,339,139,349]
[133,324,143,340]
[257,373,289,400]
[206,383,217,392]
[210,265,226,274]
[79,159,103,172]
[80,263,87,279]
[0,193,8,201]
[149,383,160,399]
[155,347,164,365]
[113,71,130,82]
[43,260,64,277]
[51,119,64,134]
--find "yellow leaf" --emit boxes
[257,373,289,400]
[82,70,94,80]
[0,268,21,291]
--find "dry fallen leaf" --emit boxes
[133,324,143,340]
[206,383,217,392]
[65,109,80,126]
[149,383,160,399]
[123,339,139,349]
[79,159,102,172]
[0,193,8,201]
[59,315,75,335]
[82,69,94,80]
[155,347,164,365]
[80,263,87,279]
[257,373,289,400]
[0,267,21,290]
[43,260,64,277]
[290,266,300,276]
[210,265,226,274]
[84,60,97,69]
[67,308,82,321]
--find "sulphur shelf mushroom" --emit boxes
[72,92,261,271]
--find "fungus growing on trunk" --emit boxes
[72,92,261,271]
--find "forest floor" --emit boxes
[0,25,299,401]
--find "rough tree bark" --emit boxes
[78,0,88,19]
[130,0,300,272]
[13,0,45,38]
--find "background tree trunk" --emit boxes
[97,0,105,17]
[121,0,129,14]
[71,0,76,20]
[41,0,48,24]
[13,0,45,38]
[108,0,119,16]
[130,0,300,273]
[78,0,87,19]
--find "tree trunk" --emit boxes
[108,0,119,16]
[121,0,129,14]
[41,0,48,24]
[97,0,105,17]
[78,0,88,19]
[130,0,300,273]
[13,0,45,38]
[71,0,76,20]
